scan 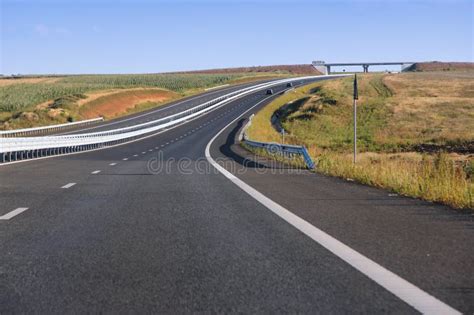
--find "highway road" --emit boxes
[0,78,473,313]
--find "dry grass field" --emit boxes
[247,72,474,209]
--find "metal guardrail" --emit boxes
[0,117,104,138]
[243,139,315,169]
[0,76,324,164]
[240,117,315,169]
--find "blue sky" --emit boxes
[1,0,473,74]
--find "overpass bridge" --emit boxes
[312,61,415,74]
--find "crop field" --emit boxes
[247,72,474,209]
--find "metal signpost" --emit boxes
[353,74,358,164]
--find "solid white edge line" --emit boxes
[61,182,76,189]
[0,207,29,220]
[204,90,460,315]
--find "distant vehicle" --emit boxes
[266,89,273,95]
[286,82,293,87]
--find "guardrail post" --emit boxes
[300,148,315,169]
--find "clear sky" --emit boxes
[1,0,473,74]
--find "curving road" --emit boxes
[0,78,472,313]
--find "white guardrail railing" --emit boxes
[0,117,104,138]
[0,76,343,163]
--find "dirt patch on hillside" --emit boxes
[79,89,180,119]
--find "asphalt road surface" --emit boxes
[1,78,472,313]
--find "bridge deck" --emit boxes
[323,62,415,66]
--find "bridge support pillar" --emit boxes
[326,66,331,74]
[363,64,369,73]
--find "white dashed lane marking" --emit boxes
[0,207,29,220]
[91,170,101,174]
[123,158,128,161]
[61,183,76,189]
[109,163,117,166]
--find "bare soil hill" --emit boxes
[78,89,180,119]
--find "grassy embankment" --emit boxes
[0,72,286,130]
[246,72,474,209]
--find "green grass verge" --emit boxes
[246,74,474,209]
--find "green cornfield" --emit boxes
[0,73,246,112]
